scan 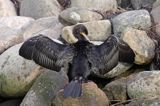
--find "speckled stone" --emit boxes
[127,71,160,99]
[20,70,68,106]
[0,44,44,97]
[112,10,151,34]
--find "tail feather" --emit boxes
[64,80,82,98]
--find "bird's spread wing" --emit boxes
[87,35,119,75]
[19,35,74,71]
[118,39,135,63]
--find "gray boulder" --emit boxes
[0,16,34,30]
[0,44,44,97]
[0,16,35,54]
[20,0,61,19]
[0,0,17,16]
[112,10,151,34]
[151,6,160,36]
[103,77,127,101]
[131,0,156,9]
[70,0,117,13]
[59,7,103,25]
[23,17,63,40]
[20,70,68,106]
[127,71,160,99]
[125,98,160,106]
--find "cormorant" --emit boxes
[19,24,135,98]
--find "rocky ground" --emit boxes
[0,0,160,106]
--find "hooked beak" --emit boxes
[80,32,90,42]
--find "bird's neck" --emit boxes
[74,40,91,53]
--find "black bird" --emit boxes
[19,24,135,97]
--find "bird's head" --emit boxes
[72,24,90,41]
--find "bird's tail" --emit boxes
[63,77,84,98]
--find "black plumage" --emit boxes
[19,24,135,97]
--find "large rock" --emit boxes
[0,44,44,97]
[0,0,17,16]
[103,77,127,101]
[20,70,68,106]
[131,0,156,9]
[70,0,117,13]
[151,6,160,36]
[0,16,35,54]
[122,28,155,64]
[52,82,109,106]
[112,10,151,34]
[20,0,61,19]
[0,26,23,54]
[23,17,63,40]
[126,98,160,106]
[59,7,103,25]
[0,16,34,30]
[127,71,160,99]
[62,20,111,43]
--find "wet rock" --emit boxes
[0,0,17,16]
[122,28,155,64]
[131,0,156,9]
[0,16,34,54]
[23,17,63,40]
[62,20,111,43]
[112,10,151,34]
[0,99,22,106]
[20,70,68,106]
[125,98,160,106]
[20,0,61,19]
[103,77,127,101]
[151,6,160,36]
[59,7,103,25]
[70,0,117,13]
[127,71,160,99]
[52,82,109,106]
[0,44,44,97]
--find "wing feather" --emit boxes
[19,35,74,71]
[118,39,135,63]
[88,35,119,74]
